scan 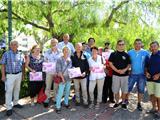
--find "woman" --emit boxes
[102,47,114,103]
[26,45,44,106]
[55,46,72,114]
[88,46,106,109]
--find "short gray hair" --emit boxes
[10,40,18,46]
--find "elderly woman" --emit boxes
[88,46,106,109]
[25,45,44,106]
[55,46,72,114]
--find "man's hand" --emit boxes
[81,72,86,77]
[22,74,25,81]
[1,75,6,82]
[117,69,125,74]
[153,73,160,80]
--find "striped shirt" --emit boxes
[56,56,72,81]
[0,50,24,73]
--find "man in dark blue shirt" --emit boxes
[146,41,160,119]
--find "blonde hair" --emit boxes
[62,46,69,52]
[30,45,40,53]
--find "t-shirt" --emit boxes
[147,51,160,83]
[109,51,131,76]
[88,55,106,80]
[128,49,150,75]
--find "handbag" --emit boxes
[37,87,47,104]
[53,62,69,84]
[53,75,63,84]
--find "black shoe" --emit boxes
[6,109,12,116]
[137,103,142,111]
[109,100,115,103]
[154,112,160,119]
[56,109,61,114]
[65,104,71,109]
[113,103,119,109]
[43,102,49,108]
[83,103,88,108]
[14,104,23,108]
[121,104,127,110]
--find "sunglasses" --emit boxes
[118,44,125,46]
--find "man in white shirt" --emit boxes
[44,38,62,107]
[57,34,75,56]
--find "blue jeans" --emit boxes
[56,81,71,109]
[128,74,146,93]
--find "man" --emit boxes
[71,43,89,107]
[109,40,130,110]
[57,33,75,55]
[86,37,95,56]
[128,38,150,111]
[102,41,114,103]
[146,41,160,119]
[44,38,62,107]
[82,42,91,59]
[1,40,25,116]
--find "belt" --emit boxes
[6,71,22,74]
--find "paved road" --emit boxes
[0,92,157,120]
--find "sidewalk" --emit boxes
[0,92,155,120]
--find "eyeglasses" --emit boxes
[118,44,125,46]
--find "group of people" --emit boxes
[1,33,160,119]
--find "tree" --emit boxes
[0,0,160,50]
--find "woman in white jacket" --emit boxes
[88,46,106,109]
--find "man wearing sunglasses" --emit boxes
[109,40,130,110]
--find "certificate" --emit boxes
[102,52,111,60]
[68,67,82,78]
[42,62,56,73]
[29,72,43,81]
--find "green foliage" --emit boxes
[0,0,160,50]
[20,72,30,98]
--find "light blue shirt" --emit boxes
[44,49,62,62]
[86,47,92,56]
[83,51,91,59]
[128,49,150,74]
[57,41,75,56]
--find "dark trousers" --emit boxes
[102,76,114,103]
[29,81,44,98]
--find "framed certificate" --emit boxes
[42,62,56,73]
[68,67,82,78]
[29,72,43,81]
